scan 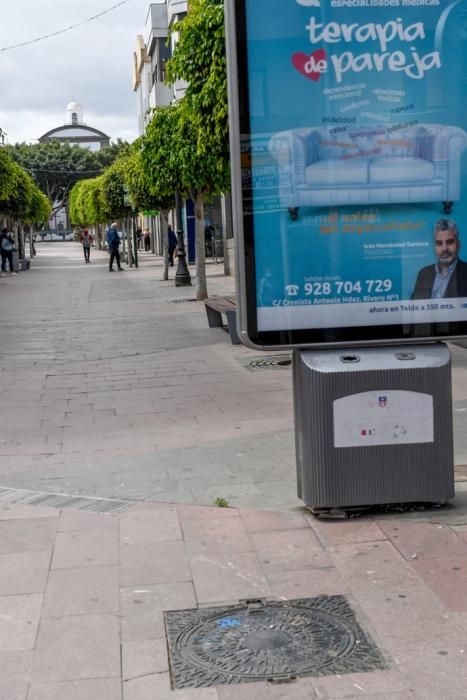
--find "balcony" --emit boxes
[168,0,187,24]
[145,3,169,55]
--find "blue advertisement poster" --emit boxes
[241,0,467,334]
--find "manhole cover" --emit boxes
[243,354,292,371]
[165,596,385,689]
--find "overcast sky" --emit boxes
[0,0,158,145]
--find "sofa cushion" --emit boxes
[369,157,434,184]
[305,160,368,186]
[318,134,358,160]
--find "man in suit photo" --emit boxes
[412,219,467,299]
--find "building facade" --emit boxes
[39,101,110,151]
[39,102,111,230]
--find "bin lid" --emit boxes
[298,343,450,372]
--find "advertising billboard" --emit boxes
[226,0,467,347]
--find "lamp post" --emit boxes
[132,208,139,269]
[174,191,192,287]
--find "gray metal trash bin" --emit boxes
[293,344,454,512]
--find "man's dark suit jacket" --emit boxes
[412,259,467,299]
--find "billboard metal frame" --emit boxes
[225,0,467,350]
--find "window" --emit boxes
[71,112,78,125]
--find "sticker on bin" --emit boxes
[333,391,434,448]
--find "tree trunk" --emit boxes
[161,211,169,281]
[194,196,207,300]
[126,219,133,267]
[18,225,25,260]
[151,215,156,254]
[121,221,126,260]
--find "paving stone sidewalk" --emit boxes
[2,243,467,698]
[2,497,467,700]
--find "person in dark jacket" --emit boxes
[106,222,123,272]
[0,228,16,277]
[168,225,177,267]
[412,219,467,299]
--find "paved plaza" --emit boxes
[1,243,467,699]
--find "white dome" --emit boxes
[66,100,82,111]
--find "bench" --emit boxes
[204,296,241,344]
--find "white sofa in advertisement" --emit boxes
[268,124,467,219]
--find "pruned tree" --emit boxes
[96,140,129,170]
[0,149,17,201]
[24,187,52,226]
[166,0,229,156]
[0,160,33,221]
[69,177,103,225]
[129,135,174,280]
[5,141,103,217]
[163,0,230,299]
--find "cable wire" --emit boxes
[24,168,103,174]
[1,0,131,53]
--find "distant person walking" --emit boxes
[168,225,177,267]
[144,228,151,252]
[106,222,123,272]
[0,227,16,277]
[136,228,143,250]
[79,228,93,263]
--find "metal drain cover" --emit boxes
[169,298,198,304]
[0,487,130,514]
[242,354,292,371]
[165,596,385,689]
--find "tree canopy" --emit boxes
[5,140,126,215]
[166,0,228,157]
[0,150,51,224]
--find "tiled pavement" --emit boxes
[2,244,467,698]
[2,500,467,699]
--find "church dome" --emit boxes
[38,99,110,150]
[66,100,82,112]
[66,99,84,126]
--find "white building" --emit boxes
[39,101,111,230]
[39,101,110,152]
[133,3,189,135]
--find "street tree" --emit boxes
[96,140,129,170]
[25,187,52,226]
[5,141,103,217]
[164,0,230,299]
[0,149,17,201]
[69,177,105,229]
[166,0,228,155]
[142,100,228,299]
[141,105,191,286]
[126,140,174,280]
[0,157,51,257]
[0,160,33,221]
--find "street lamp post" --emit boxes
[174,191,192,287]
[132,209,139,268]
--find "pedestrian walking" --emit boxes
[136,228,143,250]
[168,225,177,267]
[79,228,93,263]
[106,222,123,272]
[143,228,150,252]
[0,227,16,277]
